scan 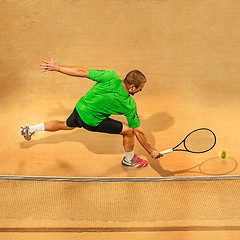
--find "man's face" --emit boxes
[129,83,145,96]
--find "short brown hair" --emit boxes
[124,70,146,88]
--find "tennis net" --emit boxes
[0,175,240,222]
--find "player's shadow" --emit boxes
[19,112,174,156]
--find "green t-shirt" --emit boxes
[75,69,140,128]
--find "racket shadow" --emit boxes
[149,157,238,177]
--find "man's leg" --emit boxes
[120,123,134,153]
[120,123,148,168]
[20,120,75,141]
[82,118,148,168]
[44,120,75,132]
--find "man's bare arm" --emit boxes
[133,126,162,159]
[39,56,89,77]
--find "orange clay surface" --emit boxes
[0,0,240,239]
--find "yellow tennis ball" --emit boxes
[219,150,228,159]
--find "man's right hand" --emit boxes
[150,150,163,159]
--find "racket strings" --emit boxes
[185,129,216,153]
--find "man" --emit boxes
[20,57,162,168]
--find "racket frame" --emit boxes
[161,128,216,155]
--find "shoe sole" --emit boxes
[122,162,148,168]
[20,127,32,141]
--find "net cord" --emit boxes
[0,175,239,182]
[1,216,240,223]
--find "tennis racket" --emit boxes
[160,128,216,155]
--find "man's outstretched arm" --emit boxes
[39,56,89,77]
[133,126,163,159]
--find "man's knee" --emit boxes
[120,124,134,136]
[63,121,75,130]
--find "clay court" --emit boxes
[0,0,240,239]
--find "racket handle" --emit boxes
[160,149,173,155]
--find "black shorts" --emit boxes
[66,108,123,134]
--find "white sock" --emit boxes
[125,151,134,162]
[29,123,45,133]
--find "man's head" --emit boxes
[124,70,146,95]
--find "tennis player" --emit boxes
[20,57,162,168]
